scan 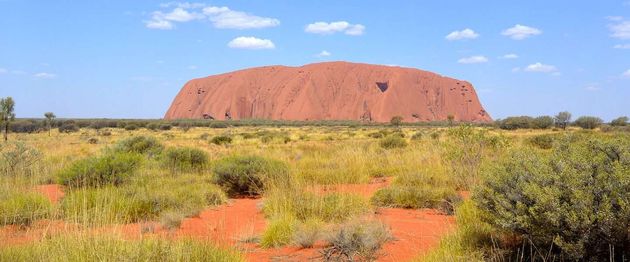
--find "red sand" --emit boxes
[165,61,492,123]
[3,183,455,261]
[33,184,65,204]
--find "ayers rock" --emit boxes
[164,61,491,122]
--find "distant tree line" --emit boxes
[495,111,628,131]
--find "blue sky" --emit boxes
[1,0,629,120]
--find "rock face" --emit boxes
[164,61,492,122]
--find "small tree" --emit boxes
[447,114,455,126]
[44,112,56,136]
[611,116,629,127]
[554,111,571,130]
[574,116,603,130]
[532,116,554,129]
[390,116,403,127]
[0,97,16,141]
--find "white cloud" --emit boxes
[145,4,279,30]
[33,72,57,79]
[524,62,558,73]
[228,36,275,49]
[614,44,630,49]
[502,24,542,40]
[202,6,280,29]
[609,20,630,39]
[305,21,365,35]
[316,50,331,57]
[500,54,519,59]
[445,28,479,41]
[458,56,489,64]
[623,69,630,77]
[607,16,624,22]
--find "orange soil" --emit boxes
[3,183,456,261]
[33,184,65,204]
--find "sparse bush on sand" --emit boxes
[57,152,143,188]
[162,147,208,172]
[210,135,233,146]
[322,220,392,261]
[213,155,290,197]
[113,136,164,157]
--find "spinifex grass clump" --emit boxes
[213,155,290,197]
[0,235,245,262]
[210,135,233,146]
[57,152,142,188]
[322,219,392,261]
[526,133,557,149]
[113,136,163,157]
[371,172,460,214]
[0,189,52,226]
[161,147,209,172]
[475,135,630,260]
[263,190,370,223]
[379,135,407,149]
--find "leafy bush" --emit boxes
[574,116,603,129]
[124,124,138,131]
[87,137,98,144]
[0,142,42,177]
[159,124,172,131]
[390,116,403,126]
[113,136,163,157]
[0,190,52,226]
[526,134,556,149]
[367,132,384,139]
[611,116,629,127]
[57,152,143,188]
[497,116,533,130]
[210,135,233,146]
[379,135,407,149]
[322,220,392,261]
[532,116,554,129]
[58,122,79,133]
[475,136,630,260]
[162,147,208,172]
[0,235,244,261]
[213,155,290,197]
[410,132,423,140]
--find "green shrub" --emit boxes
[475,136,630,260]
[162,147,208,172]
[532,116,554,129]
[124,124,138,131]
[209,122,229,129]
[260,216,296,248]
[57,152,143,188]
[611,116,629,127]
[0,190,52,226]
[87,137,98,144]
[292,218,323,248]
[371,173,459,214]
[113,136,163,157]
[574,116,603,129]
[411,132,423,140]
[526,134,556,149]
[322,220,392,261]
[0,142,42,177]
[146,123,159,131]
[210,135,233,146]
[497,116,534,130]
[379,135,407,149]
[159,124,172,131]
[367,132,384,139]
[58,122,79,133]
[213,155,290,197]
[0,235,244,261]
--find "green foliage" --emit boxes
[379,135,407,149]
[260,216,296,248]
[124,124,138,131]
[113,136,164,157]
[574,116,603,129]
[213,155,290,197]
[0,235,245,262]
[159,124,172,130]
[264,191,369,223]
[0,190,52,226]
[0,97,16,141]
[390,116,404,126]
[611,116,629,126]
[475,135,630,260]
[410,132,423,140]
[210,135,233,145]
[497,116,533,130]
[146,123,159,131]
[445,125,507,189]
[209,122,229,129]
[58,122,79,133]
[532,116,554,129]
[526,134,557,149]
[162,147,209,172]
[371,173,459,214]
[555,111,572,130]
[0,142,42,177]
[322,220,392,261]
[57,152,143,188]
